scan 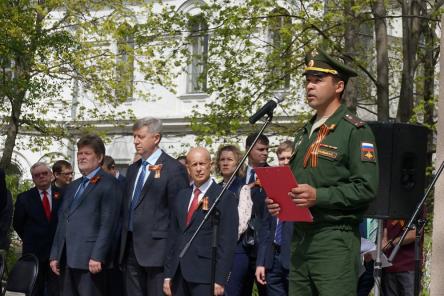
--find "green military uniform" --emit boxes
[288,49,379,295]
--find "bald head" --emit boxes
[186,147,212,187]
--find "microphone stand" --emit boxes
[387,160,444,296]
[179,113,274,296]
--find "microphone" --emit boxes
[248,95,285,124]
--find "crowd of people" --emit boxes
[0,49,423,296]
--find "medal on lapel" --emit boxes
[149,164,163,178]
[201,196,209,211]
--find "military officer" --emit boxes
[267,48,379,295]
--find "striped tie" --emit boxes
[367,218,378,243]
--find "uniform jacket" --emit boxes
[13,186,62,261]
[50,169,121,269]
[119,152,189,267]
[290,103,379,227]
[164,182,238,285]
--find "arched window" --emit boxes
[268,8,292,90]
[116,23,135,101]
[187,15,208,93]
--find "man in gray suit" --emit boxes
[119,117,189,296]
[50,134,122,296]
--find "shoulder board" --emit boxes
[343,113,366,128]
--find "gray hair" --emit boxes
[132,117,163,134]
[30,162,51,175]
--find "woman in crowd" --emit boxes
[215,144,257,295]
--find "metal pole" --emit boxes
[374,219,384,296]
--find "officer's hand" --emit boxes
[290,184,317,208]
[255,266,267,285]
[214,283,224,295]
[88,259,102,274]
[163,279,172,296]
[49,260,60,276]
[265,198,280,216]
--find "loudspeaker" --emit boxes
[364,122,429,219]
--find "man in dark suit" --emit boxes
[0,168,7,213]
[255,140,295,296]
[52,160,74,191]
[50,134,121,296]
[119,117,189,296]
[13,162,63,296]
[101,155,126,296]
[163,147,238,296]
[0,190,13,253]
[102,155,127,190]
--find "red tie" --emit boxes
[42,191,51,221]
[186,188,201,225]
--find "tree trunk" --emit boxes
[397,0,422,122]
[372,0,390,121]
[342,0,359,113]
[0,98,23,170]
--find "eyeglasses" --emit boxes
[32,171,50,178]
[60,171,74,176]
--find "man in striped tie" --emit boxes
[119,117,189,296]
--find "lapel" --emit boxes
[182,181,218,231]
[63,178,80,215]
[126,161,140,207]
[134,151,166,209]
[178,187,193,230]
[30,187,47,222]
[50,185,61,219]
[68,169,104,216]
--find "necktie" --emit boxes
[274,219,283,246]
[186,188,201,225]
[70,177,89,210]
[248,168,256,184]
[42,191,51,221]
[128,161,149,231]
[74,177,89,200]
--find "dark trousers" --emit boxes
[33,259,60,296]
[224,243,250,296]
[61,267,106,296]
[105,267,124,296]
[243,247,266,296]
[381,270,415,296]
[171,266,211,296]
[357,260,375,296]
[266,250,289,296]
[123,236,164,296]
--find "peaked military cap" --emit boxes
[303,48,358,81]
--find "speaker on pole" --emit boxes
[364,122,429,219]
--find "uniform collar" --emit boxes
[304,103,347,134]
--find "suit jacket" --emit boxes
[13,186,62,261]
[119,151,189,267]
[256,214,293,270]
[50,169,122,270]
[0,190,13,250]
[0,168,6,212]
[164,182,238,285]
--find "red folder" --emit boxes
[255,166,313,222]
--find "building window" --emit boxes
[268,8,292,90]
[187,15,208,94]
[116,23,135,101]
